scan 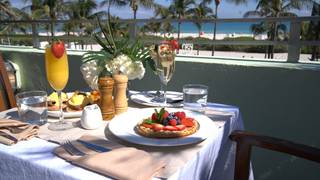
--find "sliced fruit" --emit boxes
[152,124,164,131]
[67,91,90,110]
[164,125,178,131]
[88,90,100,104]
[176,124,186,131]
[142,123,153,129]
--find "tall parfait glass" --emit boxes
[45,42,72,130]
[150,41,176,106]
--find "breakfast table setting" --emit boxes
[0,99,250,180]
[0,28,254,180]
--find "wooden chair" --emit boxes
[0,53,16,111]
[229,130,320,180]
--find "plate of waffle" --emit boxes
[47,91,100,118]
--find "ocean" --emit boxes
[143,21,290,34]
[179,22,254,34]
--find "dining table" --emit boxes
[0,99,253,180]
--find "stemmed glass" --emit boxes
[150,41,176,106]
[45,43,72,130]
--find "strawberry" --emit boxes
[151,113,157,121]
[164,125,178,131]
[179,111,186,119]
[51,40,65,58]
[169,119,177,126]
[152,124,164,131]
[170,40,179,50]
[176,125,186,131]
[142,123,153,129]
[175,111,186,119]
[162,111,169,120]
[181,118,194,127]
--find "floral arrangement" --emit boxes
[81,17,154,90]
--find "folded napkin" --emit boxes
[0,119,39,145]
[54,136,166,180]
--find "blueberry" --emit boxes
[163,119,169,126]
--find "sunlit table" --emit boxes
[0,102,252,180]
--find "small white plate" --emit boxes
[47,92,83,118]
[108,108,218,147]
[130,91,183,107]
[47,110,82,118]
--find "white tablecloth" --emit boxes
[0,103,252,180]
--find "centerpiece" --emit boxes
[81,17,154,119]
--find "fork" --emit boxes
[61,140,86,156]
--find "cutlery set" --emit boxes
[62,140,110,156]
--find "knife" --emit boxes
[77,140,111,153]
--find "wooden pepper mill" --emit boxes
[113,74,128,114]
[98,77,115,120]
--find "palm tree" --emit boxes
[21,0,66,43]
[203,0,220,56]
[100,0,127,15]
[154,6,175,37]
[64,0,107,49]
[0,0,23,45]
[247,0,313,58]
[168,0,195,45]
[186,2,213,55]
[142,19,161,36]
[229,0,313,59]
[128,0,156,20]
[0,0,20,19]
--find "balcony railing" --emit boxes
[0,16,320,62]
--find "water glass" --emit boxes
[16,91,48,125]
[183,84,208,112]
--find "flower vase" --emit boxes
[98,77,115,120]
[113,74,128,114]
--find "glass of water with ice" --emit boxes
[16,91,48,125]
[183,84,208,112]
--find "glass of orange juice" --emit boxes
[45,41,73,130]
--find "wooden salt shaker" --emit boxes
[113,74,128,114]
[98,77,115,120]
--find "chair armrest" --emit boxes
[230,130,320,163]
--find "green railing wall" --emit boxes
[1,46,320,180]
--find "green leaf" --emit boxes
[157,108,165,123]
[143,119,154,124]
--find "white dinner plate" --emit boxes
[108,108,217,147]
[130,91,183,108]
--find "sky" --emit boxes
[10,0,313,19]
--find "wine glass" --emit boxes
[45,44,72,130]
[150,42,176,106]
